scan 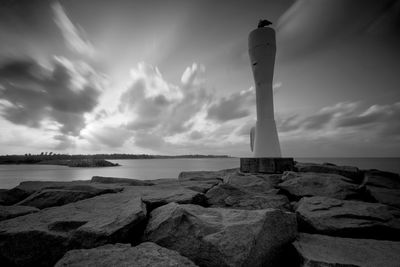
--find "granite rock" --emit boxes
[293,233,400,267]
[16,185,122,209]
[91,176,155,186]
[296,196,400,240]
[368,186,400,209]
[0,189,147,267]
[278,172,362,200]
[0,205,39,221]
[0,187,31,205]
[206,183,290,210]
[140,185,207,212]
[144,203,297,267]
[223,172,279,193]
[295,162,363,182]
[55,242,198,267]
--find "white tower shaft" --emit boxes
[249,27,281,157]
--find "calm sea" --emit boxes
[0,157,399,189]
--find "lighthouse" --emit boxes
[240,20,293,173]
[249,21,281,157]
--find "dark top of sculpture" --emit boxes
[257,19,272,28]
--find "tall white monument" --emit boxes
[249,20,281,157]
[240,20,293,174]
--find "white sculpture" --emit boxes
[249,20,281,157]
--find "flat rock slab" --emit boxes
[178,169,238,182]
[0,205,39,221]
[16,186,123,209]
[140,185,206,212]
[293,233,400,267]
[144,203,297,267]
[296,196,400,240]
[363,169,400,189]
[0,187,31,205]
[295,162,363,182]
[368,186,400,209]
[278,172,362,200]
[178,169,237,193]
[91,176,155,186]
[55,242,198,267]
[206,183,290,210]
[0,190,147,267]
[223,172,279,193]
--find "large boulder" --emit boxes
[178,169,238,182]
[0,205,39,221]
[16,186,122,209]
[363,169,400,208]
[363,169,400,189]
[0,187,31,205]
[295,162,363,182]
[144,203,297,267]
[91,176,154,186]
[141,185,207,212]
[55,242,198,267]
[206,183,290,210]
[0,189,147,267]
[223,172,279,193]
[296,196,400,240]
[293,233,400,267]
[368,186,400,209]
[278,172,362,200]
[178,169,238,193]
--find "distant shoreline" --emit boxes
[0,154,232,165]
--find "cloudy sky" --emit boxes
[0,0,399,157]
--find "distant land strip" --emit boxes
[0,153,232,165]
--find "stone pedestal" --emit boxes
[240,158,294,174]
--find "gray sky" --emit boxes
[0,0,399,157]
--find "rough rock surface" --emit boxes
[140,185,207,212]
[278,172,362,200]
[363,169,400,189]
[0,187,31,205]
[177,169,237,193]
[206,183,290,210]
[363,169,400,208]
[295,162,363,182]
[296,196,400,240]
[91,176,154,186]
[368,186,400,209]
[223,172,279,193]
[0,205,39,221]
[16,186,122,209]
[55,242,198,267]
[0,189,147,267]
[144,203,297,267]
[293,233,400,267]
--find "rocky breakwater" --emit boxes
[0,161,399,266]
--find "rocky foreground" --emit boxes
[0,162,399,266]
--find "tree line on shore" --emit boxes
[0,153,230,164]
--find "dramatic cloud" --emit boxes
[207,87,255,122]
[277,102,400,141]
[0,57,104,142]
[118,62,212,149]
[277,0,400,60]
[52,1,95,57]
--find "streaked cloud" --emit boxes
[52,1,95,57]
[0,57,104,146]
[207,87,255,122]
[276,0,399,60]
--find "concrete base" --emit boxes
[240,157,294,174]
